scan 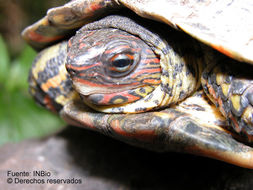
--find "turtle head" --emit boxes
[66,28,161,112]
[65,15,203,113]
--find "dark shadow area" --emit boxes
[0,126,252,190]
[61,126,253,190]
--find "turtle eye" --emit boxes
[110,54,133,72]
[107,53,137,77]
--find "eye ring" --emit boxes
[106,52,139,78]
[110,53,134,72]
[103,40,141,78]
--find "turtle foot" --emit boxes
[61,95,253,169]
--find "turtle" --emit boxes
[22,0,253,169]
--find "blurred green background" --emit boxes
[0,0,68,145]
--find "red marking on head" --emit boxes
[67,62,102,71]
[79,43,87,49]
[146,49,154,53]
[94,41,102,46]
[142,79,161,85]
[142,58,160,64]
[99,91,140,105]
[79,31,95,42]
[105,45,131,54]
[110,53,135,62]
[130,68,161,78]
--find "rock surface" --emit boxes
[0,126,252,190]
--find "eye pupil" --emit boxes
[110,54,133,73]
[106,52,139,78]
[112,57,131,68]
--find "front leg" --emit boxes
[61,92,253,169]
[22,0,120,50]
[202,53,253,142]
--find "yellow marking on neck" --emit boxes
[231,94,241,112]
[32,43,62,80]
[221,83,230,97]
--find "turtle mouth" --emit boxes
[74,82,144,96]
[74,81,156,106]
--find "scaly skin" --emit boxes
[29,41,79,112]
[66,15,203,113]
[25,0,253,168]
[22,0,120,50]
[28,16,253,168]
[60,93,253,169]
[202,54,253,142]
[67,28,161,108]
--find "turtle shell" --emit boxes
[22,0,253,64]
